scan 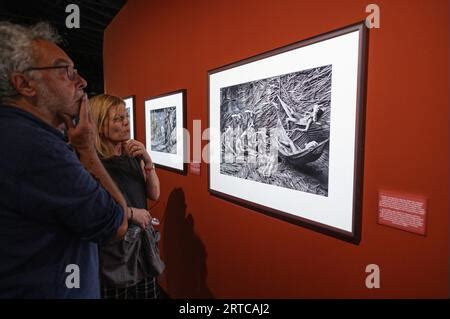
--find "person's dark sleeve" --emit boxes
[17,138,124,243]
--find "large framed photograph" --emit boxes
[208,22,368,243]
[123,95,136,140]
[145,90,187,174]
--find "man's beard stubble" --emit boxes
[35,81,78,127]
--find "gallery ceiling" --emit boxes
[0,0,127,95]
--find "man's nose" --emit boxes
[76,73,87,90]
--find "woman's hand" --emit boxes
[123,139,151,164]
[131,208,152,229]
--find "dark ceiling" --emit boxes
[0,0,127,95]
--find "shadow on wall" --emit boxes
[162,188,213,298]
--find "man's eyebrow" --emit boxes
[53,58,72,66]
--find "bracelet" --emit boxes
[129,207,134,221]
[144,163,155,174]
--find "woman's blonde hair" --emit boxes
[89,94,125,159]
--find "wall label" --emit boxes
[378,191,427,235]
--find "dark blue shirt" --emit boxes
[0,105,124,299]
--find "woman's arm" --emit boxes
[123,139,160,201]
[141,160,160,201]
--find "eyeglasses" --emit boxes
[23,65,78,81]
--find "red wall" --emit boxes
[103,0,449,298]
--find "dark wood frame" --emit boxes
[123,95,136,140]
[207,21,369,244]
[144,89,187,175]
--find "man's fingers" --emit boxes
[78,94,89,125]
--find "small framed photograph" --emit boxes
[208,22,368,243]
[123,95,136,140]
[145,90,187,174]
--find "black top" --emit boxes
[101,156,147,210]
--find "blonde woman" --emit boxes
[89,94,161,299]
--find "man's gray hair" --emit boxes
[0,21,61,102]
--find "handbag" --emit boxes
[99,225,145,287]
[141,224,165,276]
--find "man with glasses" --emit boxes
[0,21,130,298]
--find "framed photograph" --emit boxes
[145,90,187,174]
[208,22,368,243]
[123,95,136,140]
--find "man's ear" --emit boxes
[9,72,37,97]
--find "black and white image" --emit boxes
[145,90,187,174]
[220,65,331,196]
[209,22,367,242]
[150,107,177,154]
